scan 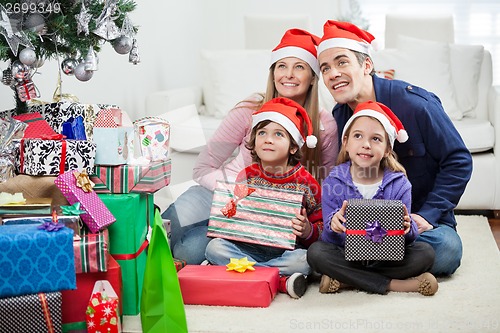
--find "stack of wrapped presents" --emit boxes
[0,100,171,332]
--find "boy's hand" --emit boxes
[330,200,347,234]
[292,208,312,239]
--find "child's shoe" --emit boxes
[319,275,341,293]
[278,273,307,299]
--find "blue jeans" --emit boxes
[415,224,462,276]
[161,185,213,264]
[205,238,311,276]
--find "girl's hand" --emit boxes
[292,208,312,239]
[330,200,347,234]
[403,205,411,235]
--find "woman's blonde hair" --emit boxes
[337,116,407,175]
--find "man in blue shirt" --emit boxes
[316,20,472,276]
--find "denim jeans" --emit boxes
[205,238,311,276]
[416,224,463,276]
[161,185,213,264]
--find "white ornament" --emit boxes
[74,63,93,81]
[19,48,37,66]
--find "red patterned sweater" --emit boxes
[236,162,323,247]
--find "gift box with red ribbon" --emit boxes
[207,181,303,250]
[55,170,116,233]
[344,199,406,261]
[18,136,96,176]
[178,265,279,307]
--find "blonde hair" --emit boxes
[337,116,407,175]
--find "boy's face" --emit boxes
[255,121,296,170]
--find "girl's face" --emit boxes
[273,57,314,106]
[343,116,389,180]
[255,121,296,172]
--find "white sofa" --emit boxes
[147,17,500,213]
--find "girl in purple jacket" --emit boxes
[307,101,438,296]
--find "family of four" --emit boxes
[162,20,473,299]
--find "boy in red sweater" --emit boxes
[205,97,323,298]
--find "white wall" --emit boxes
[0,0,342,121]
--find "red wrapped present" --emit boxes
[86,280,121,333]
[207,181,303,250]
[178,265,279,307]
[55,170,116,233]
[13,112,57,138]
[90,159,171,193]
[345,199,406,261]
[62,256,122,328]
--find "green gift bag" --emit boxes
[140,209,188,332]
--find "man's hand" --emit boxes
[411,213,434,234]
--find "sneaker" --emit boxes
[279,273,307,299]
[414,272,439,296]
[200,260,210,265]
[319,275,341,294]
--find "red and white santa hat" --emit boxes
[342,101,408,148]
[318,20,375,56]
[252,97,317,148]
[270,28,321,76]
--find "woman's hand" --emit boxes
[330,200,347,234]
[292,208,312,239]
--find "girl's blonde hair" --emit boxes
[337,116,407,175]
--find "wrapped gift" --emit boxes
[0,292,62,332]
[98,193,153,315]
[74,228,109,274]
[90,159,171,193]
[0,224,76,298]
[19,137,96,176]
[93,108,134,165]
[174,258,187,272]
[62,256,122,330]
[55,170,116,233]
[178,265,279,307]
[133,117,170,161]
[344,199,406,261]
[1,215,81,236]
[12,112,57,138]
[207,181,303,250]
[86,280,121,333]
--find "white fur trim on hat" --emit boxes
[252,111,305,148]
[271,46,320,76]
[318,37,371,56]
[342,109,397,147]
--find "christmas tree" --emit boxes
[0,0,138,114]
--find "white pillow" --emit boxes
[201,49,271,119]
[449,44,484,117]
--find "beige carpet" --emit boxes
[123,215,500,333]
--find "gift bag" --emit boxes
[140,208,187,333]
[85,280,121,333]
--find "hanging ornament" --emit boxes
[19,48,37,66]
[84,46,98,71]
[2,67,13,86]
[74,62,93,82]
[33,56,45,68]
[75,1,92,36]
[93,0,121,40]
[23,13,47,35]
[129,39,140,65]
[0,5,34,56]
[11,60,31,82]
[16,79,39,102]
[61,58,78,75]
[112,35,132,54]
[120,14,135,38]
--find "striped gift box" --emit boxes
[74,229,109,274]
[207,181,303,250]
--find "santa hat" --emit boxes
[318,20,375,56]
[252,97,317,148]
[270,28,321,76]
[342,101,408,148]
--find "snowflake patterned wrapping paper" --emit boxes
[344,199,406,261]
[207,181,303,250]
[55,171,116,233]
[85,280,121,333]
[0,292,62,333]
[18,138,96,176]
[0,224,76,298]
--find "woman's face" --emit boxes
[273,57,314,106]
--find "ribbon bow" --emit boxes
[220,184,256,218]
[365,220,388,243]
[226,257,256,273]
[39,133,65,140]
[61,202,86,216]
[73,170,95,192]
[38,221,65,232]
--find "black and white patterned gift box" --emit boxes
[18,138,96,176]
[0,292,62,333]
[344,199,405,261]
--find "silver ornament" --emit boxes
[93,1,121,40]
[75,1,92,36]
[113,36,133,54]
[33,56,45,68]
[84,46,98,71]
[19,48,37,66]
[61,58,78,75]
[23,13,47,35]
[129,39,140,65]
[2,68,13,86]
[11,60,30,81]
[74,63,93,82]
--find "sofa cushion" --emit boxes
[452,118,494,153]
